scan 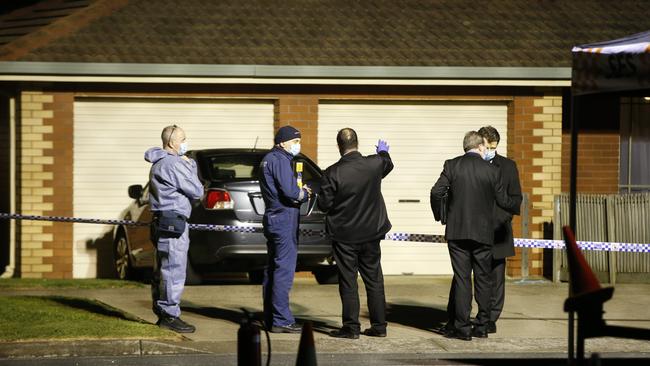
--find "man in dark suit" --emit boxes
[318,128,393,339]
[431,131,518,341]
[478,125,522,334]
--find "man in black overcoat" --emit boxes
[431,131,518,340]
[478,125,522,334]
[318,128,393,339]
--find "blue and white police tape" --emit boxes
[2,212,650,253]
[0,212,258,234]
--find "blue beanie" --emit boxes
[274,125,301,144]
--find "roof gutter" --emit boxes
[0,61,572,86]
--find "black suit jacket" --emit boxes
[431,152,518,246]
[490,154,522,259]
[317,151,393,244]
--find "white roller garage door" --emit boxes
[73,99,274,278]
[318,102,508,275]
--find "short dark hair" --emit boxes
[478,125,500,144]
[463,131,484,152]
[337,128,358,154]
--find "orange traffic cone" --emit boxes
[295,321,317,366]
[562,226,602,297]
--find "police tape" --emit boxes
[2,212,650,253]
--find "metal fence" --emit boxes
[553,192,650,283]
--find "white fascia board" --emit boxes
[0,61,572,86]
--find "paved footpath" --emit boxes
[1,276,649,364]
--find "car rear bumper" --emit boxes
[191,241,333,273]
[214,244,332,261]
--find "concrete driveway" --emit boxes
[6,275,649,358]
[2,274,649,366]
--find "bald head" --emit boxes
[337,128,358,156]
[161,125,186,153]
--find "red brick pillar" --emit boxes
[274,96,318,160]
[508,93,563,277]
[42,93,74,278]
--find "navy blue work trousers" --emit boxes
[262,209,299,328]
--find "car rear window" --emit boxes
[206,154,263,180]
[201,152,321,182]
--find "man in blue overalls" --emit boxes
[260,125,312,333]
[145,125,203,333]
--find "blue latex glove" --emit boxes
[376,139,389,153]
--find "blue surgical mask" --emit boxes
[179,142,188,156]
[484,149,496,161]
[289,143,301,156]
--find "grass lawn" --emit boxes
[0,296,180,342]
[0,278,146,290]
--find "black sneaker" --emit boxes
[270,323,302,334]
[158,316,196,333]
[362,328,387,337]
[329,328,360,339]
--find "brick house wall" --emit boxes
[14,86,571,279]
[19,91,73,278]
[507,92,563,277]
[561,132,620,194]
[560,94,620,194]
[275,96,318,158]
[273,91,563,277]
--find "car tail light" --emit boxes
[204,189,235,210]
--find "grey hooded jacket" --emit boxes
[144,147,204,219]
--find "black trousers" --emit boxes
[446,256,507,327]
[489,257,506,323]
[446,239,492,335]
[332,239,387,333]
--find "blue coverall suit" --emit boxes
[260,146,308,327]
[145,147,203,318]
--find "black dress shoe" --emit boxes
[443,328,471,341]
[362,328,387,337]
[433,322,454,335]
[471,327,488,338]
[487,321,497,334]
[157,316,196,333]
[270,323,302,334]
[329,328,360,339]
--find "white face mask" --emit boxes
[289,142,301,156]
[485,149,496,161]
[178,142,188,156]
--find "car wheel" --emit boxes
[114,231,134,280]
[314,267,339,285]
[248,270,265,285]
[185,259,202,285]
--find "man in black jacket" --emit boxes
[478,126,522,334]
[431,131,518,341]
[318,128,393,339]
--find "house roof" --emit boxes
[1,0,649,68]
[0,0,93,47]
